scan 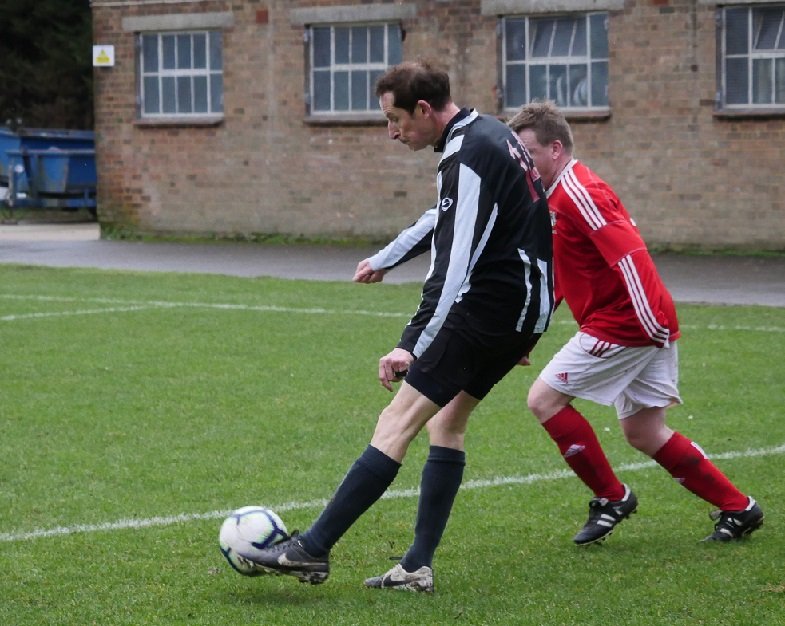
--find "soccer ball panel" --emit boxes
[219,506,288,576]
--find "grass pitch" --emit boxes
[0,264,783,625]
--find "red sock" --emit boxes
[542,406,625,500]
[653,432,748,511]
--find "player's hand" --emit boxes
[353,258,387,283]
[378,347,414,392]
[517,334,541,367]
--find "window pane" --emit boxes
[387,24,402,64]
[752,58,772,103]
[313,27,331,68]
[568,65,588,107]
[143,77,160,113]
[210,73,223,112]
[142,35,158,72]
[572,18,587,56]
[369,69,383,105]
[591,61,608,106]
[162,35,176,69]
[177,76,192,112]
[552,18,575,57]
[550,64,568,105]
[209,31,222,70]
[193,33,206,69]
[590,14,608,58]
[335,27,349,64]
[351,27,367,63]
[753,8,784,50]
[193,76,208,112]
[725,8,748,55]
[334,71,349,110]
[177,34,191,69]
[162,76,176,113]
[776,58,785,103]
[529,64,547,101]
[505,64,525,106]
[725,57,748,104]
[531,19,555,57]
[505,19,526,61]
[313,70,331,111]
[369,25,384,62]
[351,70,368,110]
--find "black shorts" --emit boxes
[405,324,539,407]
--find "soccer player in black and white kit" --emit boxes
[243,61,554,588]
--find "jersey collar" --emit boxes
[546,158,578,198]
[434,107,472,153]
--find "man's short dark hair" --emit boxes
[374,61,451,113]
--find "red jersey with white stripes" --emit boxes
[548,159,679,347]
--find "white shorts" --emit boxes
[539,332,682,419]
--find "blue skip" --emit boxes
[0,126,96,215]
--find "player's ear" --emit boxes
[416,99,432,118]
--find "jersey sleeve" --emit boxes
[590,216,671,346]
[398,160,487,357]
[368,206,436,271]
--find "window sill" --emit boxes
[713,107,785,120]
[134,116,225,127]
[564,109,611,122]
[501,108,611,122]
[304,114,386,126]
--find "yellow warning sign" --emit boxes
[93,45,115,67]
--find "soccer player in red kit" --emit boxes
[509,101,763,545]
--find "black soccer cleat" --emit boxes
[703,497,764,542]
[240,531,330,584]
[573,484,638,546]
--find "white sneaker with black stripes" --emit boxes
[364,563,434,593]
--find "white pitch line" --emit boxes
[0,294,783,332]
[0,305,161,322]
[1,442,782,544]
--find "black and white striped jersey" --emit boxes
[370,109,554,358]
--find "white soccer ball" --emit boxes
[219,506,288,576]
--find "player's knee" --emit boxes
[623,429,648,452]
[426,419,465,448]
[527,387,550,420]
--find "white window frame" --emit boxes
[290,3,415,122]
[123,11,232,125]
[138,30,224,119]
[718,4,785,111]
[501,12,610,114]
[307,23,403,117]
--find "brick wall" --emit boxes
[91,0,785,250]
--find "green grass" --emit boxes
[0,264,783,625]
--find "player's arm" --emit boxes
[590,215,671,346]
[354,206,436,284]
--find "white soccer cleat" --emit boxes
[364,563,434,593]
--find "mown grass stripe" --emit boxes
[0,294,783,332]
[2,442,781,544]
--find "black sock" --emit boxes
[400,445,465,571]
[301,445,400,556]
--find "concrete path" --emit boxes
[1,222,783,307]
